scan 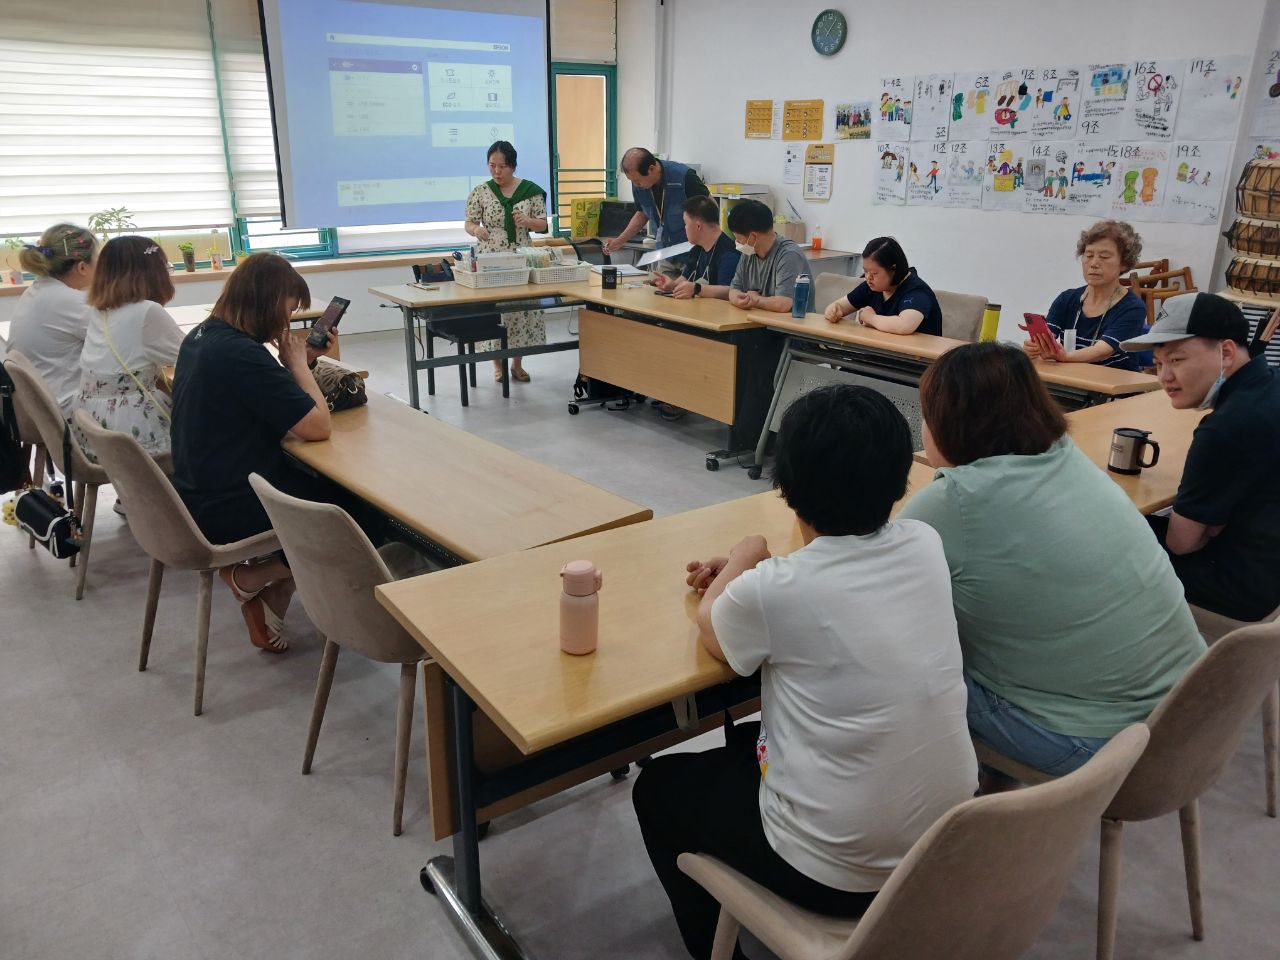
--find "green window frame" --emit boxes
[549,62,618,237]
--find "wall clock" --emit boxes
[811,9,847,57]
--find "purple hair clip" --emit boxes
[143,245,160,255]
[23,243,54,256]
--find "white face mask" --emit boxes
[735,238,755,256]
[1197,344,1228,410]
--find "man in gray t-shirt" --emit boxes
[727,199,810,314]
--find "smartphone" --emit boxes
[306,296,351,349]
[1019,312,1055,343]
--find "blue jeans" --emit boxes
[965,674,1110,776]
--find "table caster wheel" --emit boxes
[747,465,763,480]
[610,765,630,781]
[705,457,719,471]
[636,755,652,767]
[568,402,580,415]
[477,820,491,840]
[420,866,435,894]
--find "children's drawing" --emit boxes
[1129,60,1185,140]
[951,71,997,139]
[834,101,873,140]
[1176,55,1248,140]
[1165,141,1231,223]
[874,142,908,205]
[941,140,987,208]
[1079,63,1135,141]
[907,142,949,206]
[1026,66,1082,139]
[981,140,1031,211]
[987,67,1042,139]
[1248,50,1280,138]
[910,73,955,142]
[874,77,912,140]
[1109,142,1171,221]
[1023,143,1076,214]
[1023,142,1116,216]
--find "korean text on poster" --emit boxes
[1164,141,1231,223]
[874,78,912,140]
[910,74,954,142]
[988,66,1042,138]
[1128,60,1185,140]
[1177,55,1247,140]
[942,140,986,208]
[1249,50,1280,138]
[906,141,949,206]
[874,142,908,205]
[1078,63,1135,141]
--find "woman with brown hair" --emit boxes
[170,252,333,653]
[899,342,1204,784]
[75,235,184,460]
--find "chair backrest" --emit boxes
[73,410,216,569]
[841,725,1150,960]
[934,289,989,342]
[2,355,42,446]
[815,271,853,313]
[1105,621,1280,822]
[4,351,104,481]
[569,239,611,266]
[248,473,424,664]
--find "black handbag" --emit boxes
[14,424,81,559]
[311,362,367,412]
[0,365,26,495]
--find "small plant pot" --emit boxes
[182,251,196,272]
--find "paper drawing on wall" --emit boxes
[989,67,1041,138]
[874,78,912,140]
[941,139,986,208]
[1176,55,1247,140]
[1129,60,1185,140]
[982,140,1032,211]
[835,101,873,140]
[1023,141,1114,216]
[1027,66,1082,139]
[874,143,908,205]
[911,73,955,141]
[1248,50,1280,137]
[1109,142,1171,221]
[1079,63,1135,141]
[950,71,995,139]
[906,141,950,206]
[1164,141,1230,223]
[1023,143,1076,214]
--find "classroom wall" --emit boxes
[617,0,658,166]
[638,0,1272,337]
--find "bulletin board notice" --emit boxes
[745,99,775,139]
[783,99,824,141]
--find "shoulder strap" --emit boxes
[100,309,171,422]
[0,364,18,445]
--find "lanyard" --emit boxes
[1073,286,1123,340]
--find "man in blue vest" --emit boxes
[602,147,709,255]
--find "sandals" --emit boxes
[219,565,289,653]
[511,368,531,383]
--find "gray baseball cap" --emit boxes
[1120,292,1249,350]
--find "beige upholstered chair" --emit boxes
[5,352,109,599]
[249,473,430,836]
[814,272,854,315]
[1189,602,1280,817]
[934,289,989,342]
[6,356,50,548]
[74,412,280,716]
[975,622,1280,960]
[679,725,1149,960]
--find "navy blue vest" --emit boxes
[632,159,692,247]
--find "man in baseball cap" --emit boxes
[1121,292,1280,620]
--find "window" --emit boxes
[239,217,330,256]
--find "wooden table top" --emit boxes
[283,391,651,563]
[375,461,937,754]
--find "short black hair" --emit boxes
[621,146,658,175]
[726,199,774,236]
[773,385,912,536]
[683,195,721,225]
[487,140,517,168]
[862,236,910,285]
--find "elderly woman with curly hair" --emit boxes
[1023,219,1150,371]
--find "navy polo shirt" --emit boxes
[846,269,943,336]
[680,231,741,287]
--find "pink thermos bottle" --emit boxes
[560,560,603,655]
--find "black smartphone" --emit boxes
[305,296,350,349]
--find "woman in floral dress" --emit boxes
[463,140,548,383]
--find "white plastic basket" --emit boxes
[452,266,531,288]
[529,261,591,284]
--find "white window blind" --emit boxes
[551,0,617,64]
[0,2,233,237]
[210,0,282,217]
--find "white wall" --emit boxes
[638,0,1272,337]
[617,0,658,169]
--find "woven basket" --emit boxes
[1225,256,1280,300]
[1236,160,1280,219]
[1223,217,1280,259]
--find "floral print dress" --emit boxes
[464,180,548,352]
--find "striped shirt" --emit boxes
[1045,286,1149,371]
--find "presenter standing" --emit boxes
[464,141,549,383]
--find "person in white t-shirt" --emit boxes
[8,223,98,416]
[74,236,185,462]
[632,384,978,960]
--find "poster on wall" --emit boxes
[1177,55,1248,141]
[982,140,1032,211]
[988,66,1042,138]
[835,101,873,140]
[906,141,949,206]
[783,144,803,184]
[941,140,987,208]
[1164,141,1232,223]
[874,142,908,205]
[1078,63,1135,141]
[874,77,912,140]
[1110,142,1172,220]
[744,100,775,139]
[910,73,954,142]
[1022,142,1116,217]
[803,143,835,201]
[950,71,996,140]
[1127,59,1185,140]
[1248,50,1280,137]
[1022,142,1077,215]
[782,99,824,140]
[1026,66,1082,140]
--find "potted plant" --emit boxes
[178,241,197,272]
[2,237,24,285]
[207,240,223,271]
[87,206,136,242]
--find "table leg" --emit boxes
[458,349,470,407]
[426,324,437,397]
[501,329,510,400]
[751,343,795,478]
[402,306,421,410]
[467,343,478,388]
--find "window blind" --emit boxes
[0,2,233,237]
[550,0,617,64]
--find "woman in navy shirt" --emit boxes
[1023,220,1149,371]
[822,237,944,336]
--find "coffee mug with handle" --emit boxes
[1107,427,1160,475]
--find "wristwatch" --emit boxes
[693,282,703,297]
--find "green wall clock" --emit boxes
[811,9,847,56]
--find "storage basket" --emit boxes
[1235,160,1280,219]
[529,261,591,284]
[452,266,531,288]
[1223,217,1280,259]
[1225,256,1280,300]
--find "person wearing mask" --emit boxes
[634,384,976,960]
[651,195,740,300]
[822,237,944,336]
[1122,293,1280,621]
[1023,219,1149,371]
[726,200,810,314]
[170,253,334,654]
[463,140,549,383]
[8,223,97,415]
[602,147,709,255]
[75,236,184,461]
[899,342,1205,785]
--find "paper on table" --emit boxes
[590,263,647,276]
[636,241,694,267]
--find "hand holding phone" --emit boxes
[1019,313,1064,361]
[306,296,351,350]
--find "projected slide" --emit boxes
[264,0,550,228]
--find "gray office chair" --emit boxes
[935,289,989,342]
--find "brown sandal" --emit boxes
[220,566,288,653]
[511,368,530,383]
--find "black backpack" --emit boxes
[0,363,27,495]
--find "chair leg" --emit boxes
[709,908,742,960]
[73,484,98,600]
[1265,682,1279,819]
[1179,801,1204,941]
[303,637,340,775]
[393,661,417,836]
[69,481,84,568]
[193,570,213,716]
[1097,818,1124,960]
[139,559,164,671]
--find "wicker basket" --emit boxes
[1236,160,1280,219]
[1225,256,1280,300]
[529,261,591,284]
[1223,217,1280,259]
[452,266,531,288]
